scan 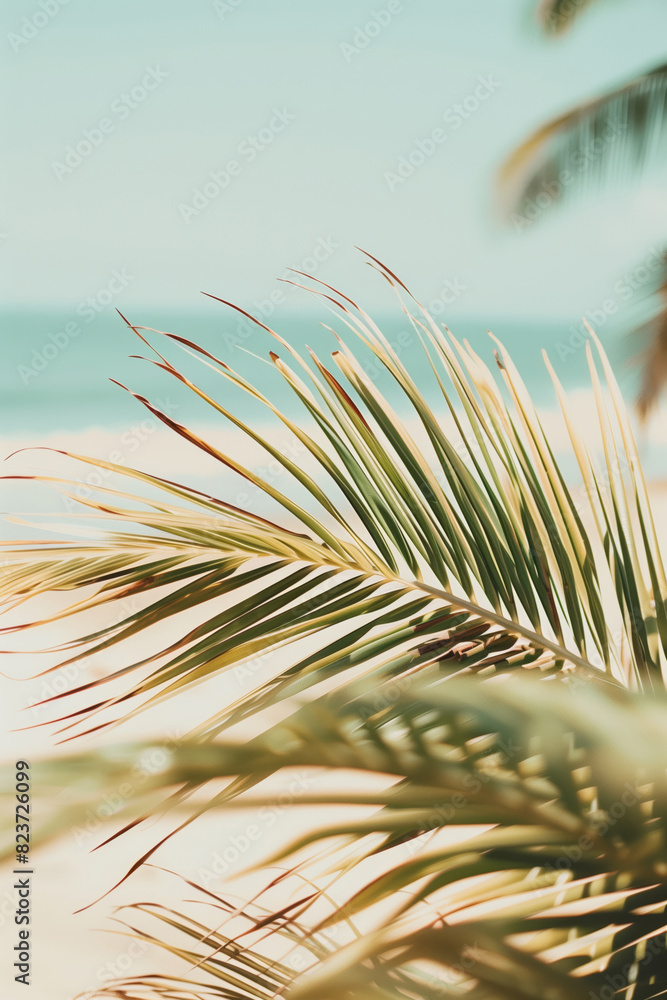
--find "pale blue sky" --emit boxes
[4,0,667,319]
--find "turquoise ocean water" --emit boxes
[3,305,665,542]
[0,306,638,436]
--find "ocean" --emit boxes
[0,305,637,435]
[3,304,665,541]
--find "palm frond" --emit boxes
[2,263,666,751]
[500,62,667,220]
[5,268,667,996]
[630,251,667,418]
[21,675,667,999]
[536,0,607,36]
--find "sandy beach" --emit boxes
[4,395,667,998]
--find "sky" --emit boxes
[3,0,667,321]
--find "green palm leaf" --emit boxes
[13,675,667,999]
[536,0,608,36]
[2,262,666,751]
[500,62,667,221]
[629,252,667,417]
[5,264,667,998]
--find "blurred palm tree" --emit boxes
[536,0,609,36]
[4,261,667,997]
[501,0,667,416]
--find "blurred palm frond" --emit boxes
[536,0,607,36]
[630,252,667,418]
[26,675,667,999]
[500,62,667,218]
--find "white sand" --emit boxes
[4,400,667,999]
